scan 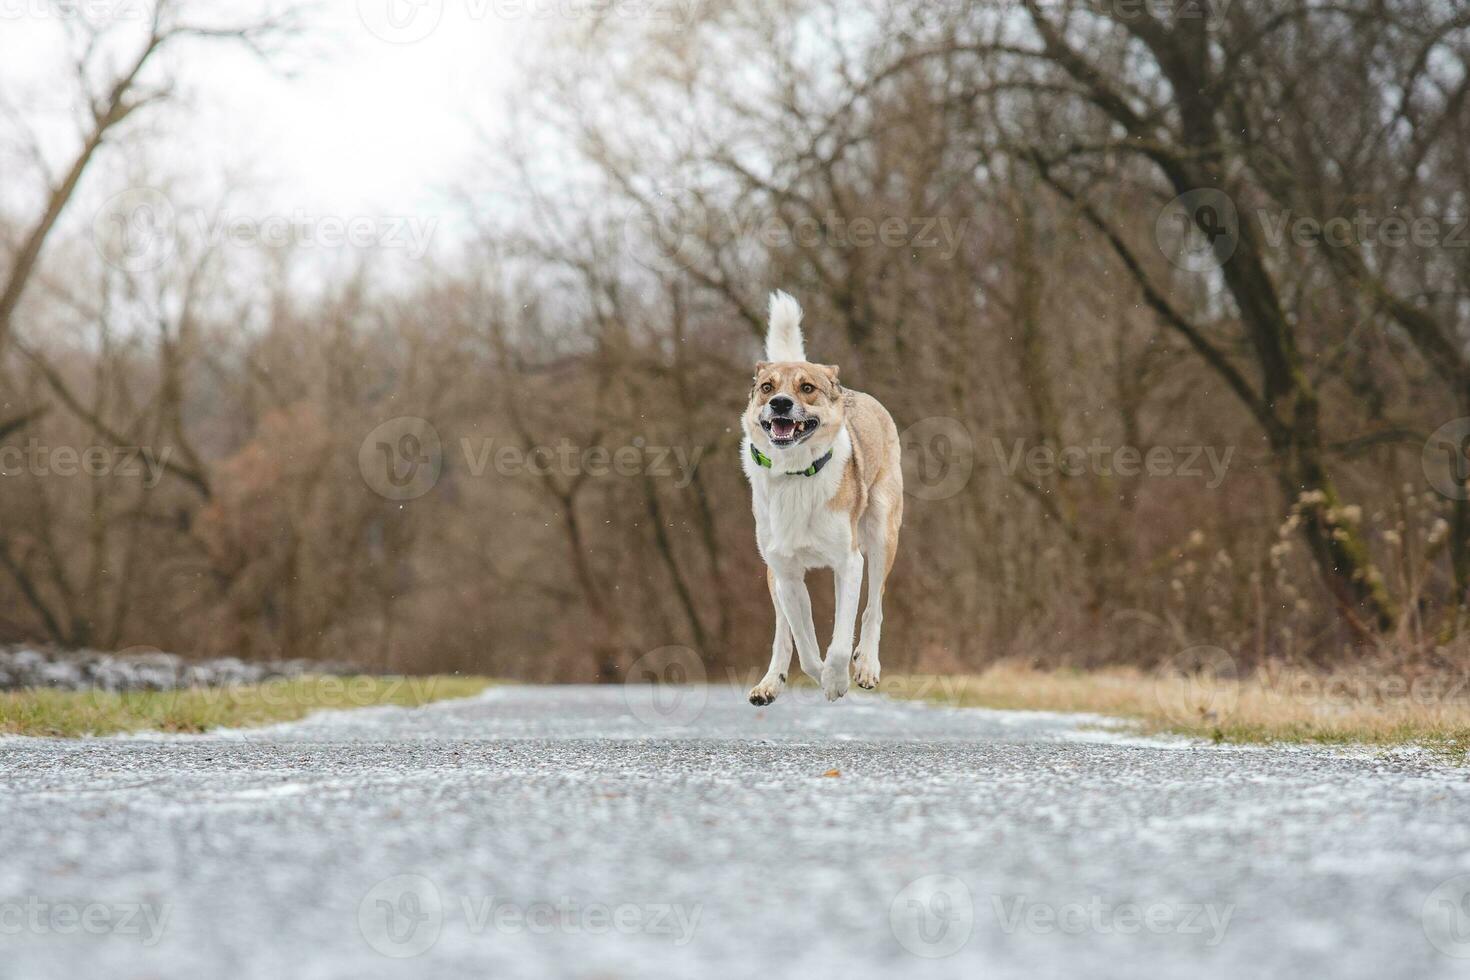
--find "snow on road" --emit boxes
[3,685,1470,979]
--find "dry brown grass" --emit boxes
[0,675,498,738]
[884,662,1470,756]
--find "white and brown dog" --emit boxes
[742,291,903,704]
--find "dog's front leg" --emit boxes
[821,549,864,701]
[854,500,898,690]
[750,569,794,705]
[769,565,824,686]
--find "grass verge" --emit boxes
[0,675,496,738]
[884,662,1470,757]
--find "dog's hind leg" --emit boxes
[854,493,900,690]
[749,569,794,706]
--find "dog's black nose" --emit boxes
[768,396,794,414]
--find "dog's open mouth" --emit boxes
[762,417,819,446]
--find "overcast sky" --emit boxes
[0,0,551,256]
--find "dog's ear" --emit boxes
[755,361,772,374]
[819,364,842,396]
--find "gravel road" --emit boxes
[3,684,1470,979]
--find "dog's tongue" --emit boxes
[771,419,797,440]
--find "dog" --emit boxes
[741,291,903,704]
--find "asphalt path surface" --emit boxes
[3,684,1470,978]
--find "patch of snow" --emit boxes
[0,644,361,692]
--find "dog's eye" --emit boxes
[800,383,815,394]
[760,382,773,393]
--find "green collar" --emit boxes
[749,442,835,477]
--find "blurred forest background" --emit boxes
[1,0,1469,681]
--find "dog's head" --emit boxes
[743,360,845,454]
[742,292,845,463]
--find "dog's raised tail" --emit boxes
[765,290,806,362]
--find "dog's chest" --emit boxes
[752,469,852,568]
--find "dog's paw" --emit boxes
[853,655,880,690]
[748,673,786,706]
[821,660,850,702]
